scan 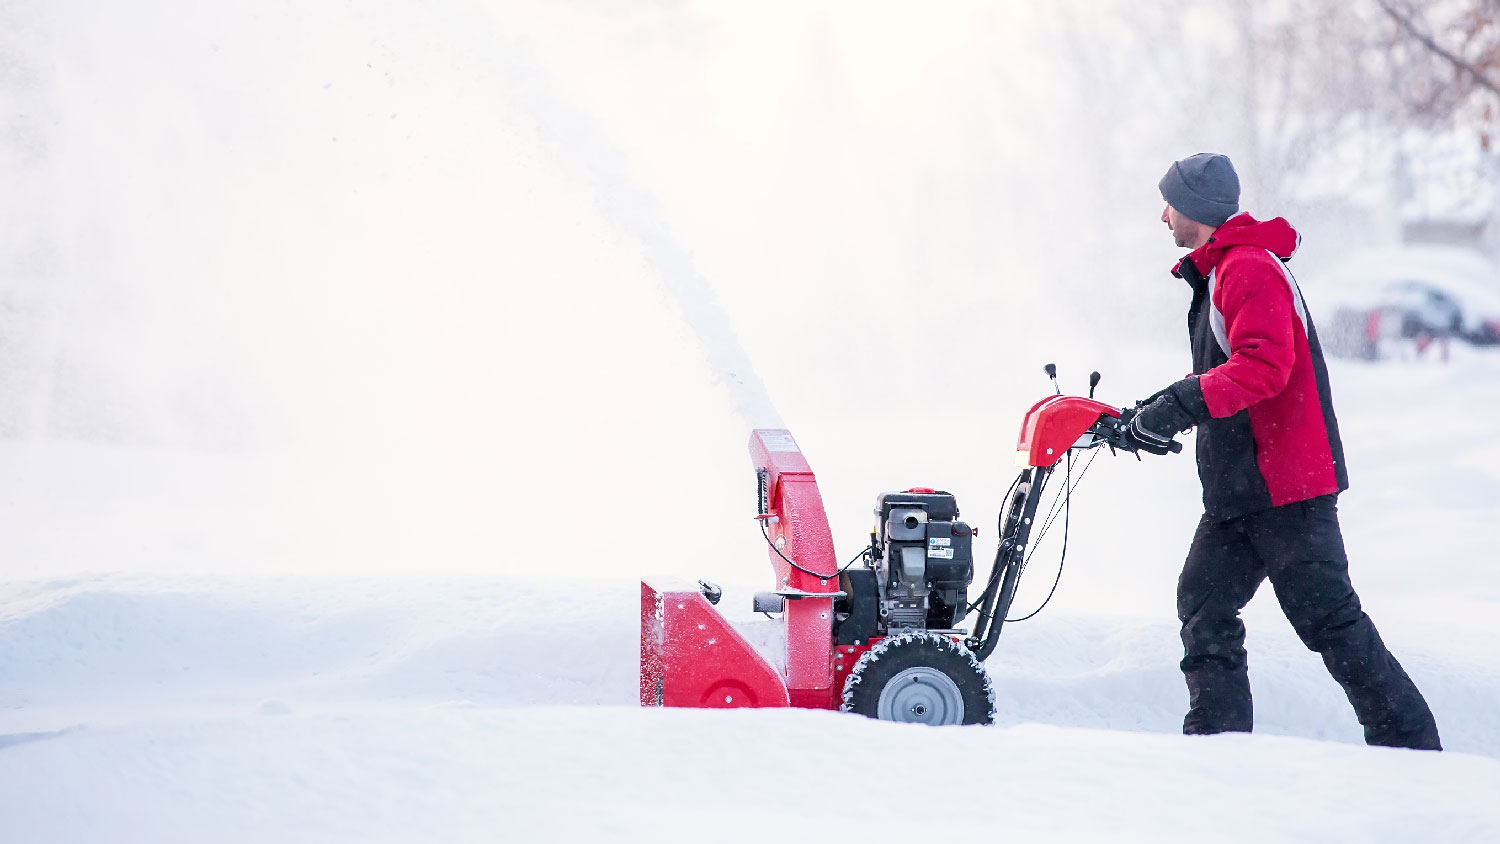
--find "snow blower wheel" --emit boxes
[841,632,996,725]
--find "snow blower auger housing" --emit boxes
[641,373,1174,725]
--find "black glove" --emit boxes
[1120,407,1176,455]
[1092,407,1158,455]
[1121,377,1211,456]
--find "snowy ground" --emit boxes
[4,352,1500,843]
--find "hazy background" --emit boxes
[1,0,1493,592]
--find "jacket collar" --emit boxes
[1171,212,1300,280]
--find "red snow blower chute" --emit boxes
[640,366,1180,725]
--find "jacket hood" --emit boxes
[1173,213,1300,278]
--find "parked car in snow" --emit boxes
[1308,245,1500,360]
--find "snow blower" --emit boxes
[640,366,1178,725]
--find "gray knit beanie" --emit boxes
[1159,153,1240,227]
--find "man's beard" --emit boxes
[1172,225,1192,248]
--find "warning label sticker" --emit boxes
[762,433,799,453]
[928,537,951,547]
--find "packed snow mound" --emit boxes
[3,710,1498,844]
[6,575,1497,750]
[0,575,638,717]
[3,575,1500,843]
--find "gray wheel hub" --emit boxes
[876,665,965,725]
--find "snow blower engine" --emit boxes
[640,366,1179,725]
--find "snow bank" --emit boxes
[4,708,1499,844]
[2,575,1499,843]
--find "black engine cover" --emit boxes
[877,490,959,522]
[873,490,975,631]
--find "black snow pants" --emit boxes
[1177,494,1441,750]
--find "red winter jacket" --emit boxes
[1172,213,1348,520]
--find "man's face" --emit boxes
[1161,203,1197,248]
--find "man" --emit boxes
[1122,153,1441,750]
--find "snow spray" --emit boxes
[494,36,784,431]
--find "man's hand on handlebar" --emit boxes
[1121,406,1180,455]
[1094,407,1183,457]
[1095,376,1211,458]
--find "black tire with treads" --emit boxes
[841,632,995,726]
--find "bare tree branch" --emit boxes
[1375,0,1500,98]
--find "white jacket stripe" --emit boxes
[1204,251,1309,358]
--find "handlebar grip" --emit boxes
[1169,440,1183,454]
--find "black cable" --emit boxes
[1009,453,1070,592]
[1006,453,1074,622]
[836,543,872,577]
[1025,450,1088,562]
[1006,447,1099,622]
[759,518,839,580]
[1021,447,1099,569]
[967,446,1099,626]
[964,470,1027,616]
[759,543,867,623]
[756,467,841,581]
